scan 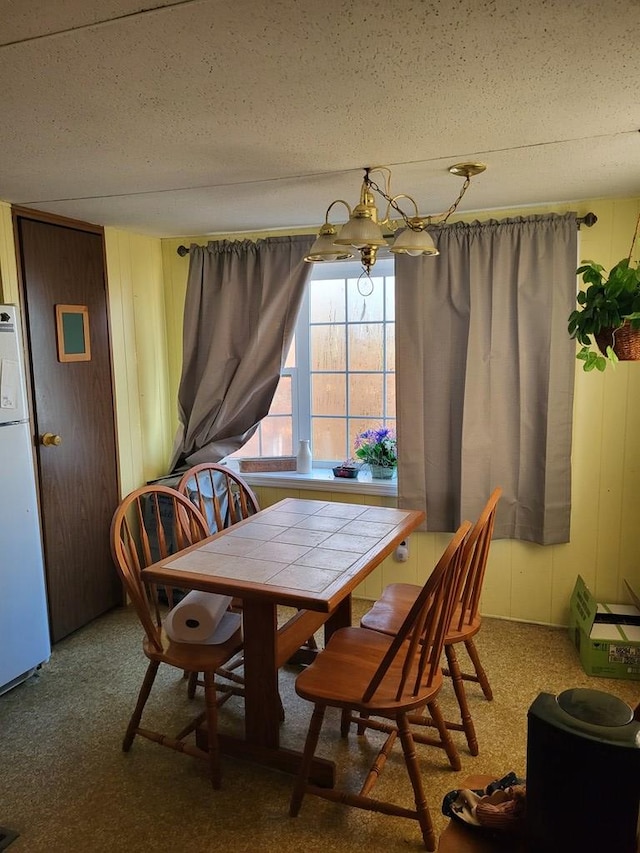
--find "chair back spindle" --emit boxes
[176,463,259,535]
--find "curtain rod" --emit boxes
[175,213,598,256]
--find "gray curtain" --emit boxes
[169,234,314,471]
[395,213,577,545]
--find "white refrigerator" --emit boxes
[0,304,50,694]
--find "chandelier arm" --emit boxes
[387,194,421,229]
[325,198,352,223]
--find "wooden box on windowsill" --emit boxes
[239,456,297,473]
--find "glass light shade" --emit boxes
[389,227,439,257]
[304,231,354,262]
[333,216,387,249]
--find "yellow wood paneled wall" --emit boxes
[163,199,640,626]
[105,228,171,493]
[0,201,19,303]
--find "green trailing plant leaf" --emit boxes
[568,256,640,371]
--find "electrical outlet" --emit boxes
[394,540,409,562]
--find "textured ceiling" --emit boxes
[0,0,638,237]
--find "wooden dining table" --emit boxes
[141,496,425,784]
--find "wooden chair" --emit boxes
[176,462,260,534]
[110,485,244,788]
[360,487,502,756]
[289,521,472,852]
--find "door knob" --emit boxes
[41,433,62,447]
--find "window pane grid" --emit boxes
[231,260,395,464]
[309,263,395,462]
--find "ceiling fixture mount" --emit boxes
[305,162,487,273]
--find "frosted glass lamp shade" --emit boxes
[305,231,354,262]
[333,217,387,249]
[390,227,439,256]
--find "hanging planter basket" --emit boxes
[568,212,640,371]
[595,321,640,361]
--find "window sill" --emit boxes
[234,466,398,498]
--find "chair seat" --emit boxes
[295,626,443,716]
[360,583,417,635]
[143,627,243,671]
[361,585,481,644]
[446,605,481,643]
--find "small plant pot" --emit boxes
[369,464,395,480]
[332,466,359,479]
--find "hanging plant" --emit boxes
[568,215,640,371]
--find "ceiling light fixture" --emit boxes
[305,162,487,274]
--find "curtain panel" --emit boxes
[395,213,577,545]
[169,234,313,471]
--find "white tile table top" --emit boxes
[144,497,424,610]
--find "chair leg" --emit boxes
[187,671,199,699]
[340,708,351,737]
[464,637,493,700]
[290,704,326,817]
[202,669,222,789]
[397,711,436,852]
[426,699,461,770]
[123,659,160,751]
[445,644,478,756]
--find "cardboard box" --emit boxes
[569,575,640,680]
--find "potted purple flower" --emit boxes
[354,426,398,479]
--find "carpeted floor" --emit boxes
[1,601,637,852]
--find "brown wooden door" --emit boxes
[15,215,122,642]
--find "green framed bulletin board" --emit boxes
[55,304,91,363]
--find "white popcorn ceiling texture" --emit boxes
[0,0,638,236]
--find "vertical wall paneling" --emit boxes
[104,227,168,494]
[129,233,172,479]
[104,229,144,495]
[480,539,513,617]
[0,201,19,303]
[510,542,554,623]
[160,240,190,440]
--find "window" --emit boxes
[232,258,396,464]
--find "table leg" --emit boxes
[241,598,281,748]
[324,595,352,643]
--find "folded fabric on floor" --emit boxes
[442,772,526,838]
[164,590,240,644]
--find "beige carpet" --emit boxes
[0,602,637,853]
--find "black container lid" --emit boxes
[557,687,633,727]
